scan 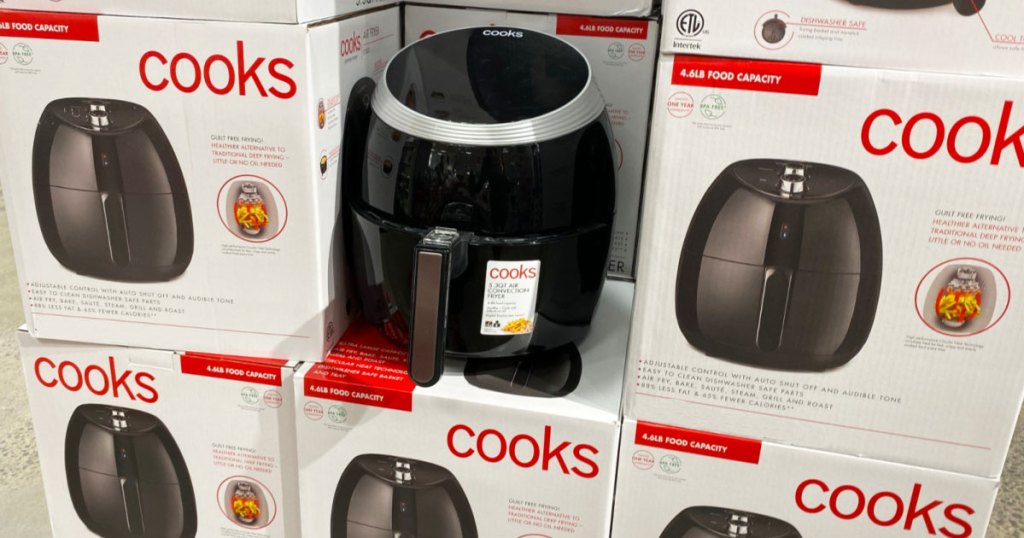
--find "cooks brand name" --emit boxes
[34,356,158,403]
[447,424,599,478]
[796,479,975,537]
[862,101,1024,166]
[140,41,297,99]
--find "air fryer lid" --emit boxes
[372,27,607,146]
[386,27,587,124]
[664,506,801,538]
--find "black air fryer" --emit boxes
[847,0,985,15]
[660,507,802,538]
[66,404,196,538]
[676,160,882,371]
[345,27,616,387]
[331,454,478,538]
[34,98,193,282]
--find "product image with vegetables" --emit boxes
[230,482,261,526]
[33,98,194,282]
[234,183,270,236]
[344,27,616,388]
[676,160,883,371]
[935,266,983,328]
[65,404,196,538]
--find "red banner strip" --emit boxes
[635,421,762,464]
[304,376,412,412]
[0,10,100,42]
[556,15,649,40]
[180,355,284,387]
[671,55,822,96]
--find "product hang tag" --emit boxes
[480,260,541,336]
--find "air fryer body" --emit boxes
[331,454,478,538]
[847,0,985,15]
[660,507,801,538]
[34,98,193,282]
[65,404,196,538]
[676,160,882,371]
[346,27,615,363]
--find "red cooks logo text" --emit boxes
[140,41,296,99]
[447,424,599,478]
[796,479,975,537]
[34,356,158,403]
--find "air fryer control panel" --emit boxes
[683,506,801,538]
[45,98,149,134]
[732,159,861,201]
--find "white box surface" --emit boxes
[295,281,633,537]
[403,5,659,279]
[0,0,396,24]
[407,0,658,18]
[18,330,302,537]
[661,0,1024,77]
[613,419,999,538]
[0,8,402,361]
[625,52,1024,478]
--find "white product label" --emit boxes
[481,260,541,336]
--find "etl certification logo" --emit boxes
[677,10,705,37]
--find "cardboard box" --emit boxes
[0,0,396,24]
[404,4,659,278]
[294,281,633,537]
[612,419,999,538]
[0,8,402,361]
[660,0,1024,77]
[407,0,658,18]
[624,51,1024,477]
[17,330,302,536]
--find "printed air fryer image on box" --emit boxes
[66,405,197,538]
[33,98,193,283]
[675,159,883,371]
[659,506,802,538]
[330,454,478,537]
[220,478,275,529]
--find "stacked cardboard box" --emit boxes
[615,1,1024,536]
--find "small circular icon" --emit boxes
[608,42,625,60]
[677,10,705,37]
[628,43,646,62]
[667,91,695,119]
[632,450,655,470]
[0,44,9,65]
[241,387,260,405]
[304,401,324,420]
[328,405,348,424]
[317,98,326,129]
[659,454,683,474]
[699,94,727,120]
[264,390,284,408]
[12,43,33,66]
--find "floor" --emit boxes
[0,191,1020,536]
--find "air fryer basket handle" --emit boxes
[756,266,792,352]
[409,228,470,387]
